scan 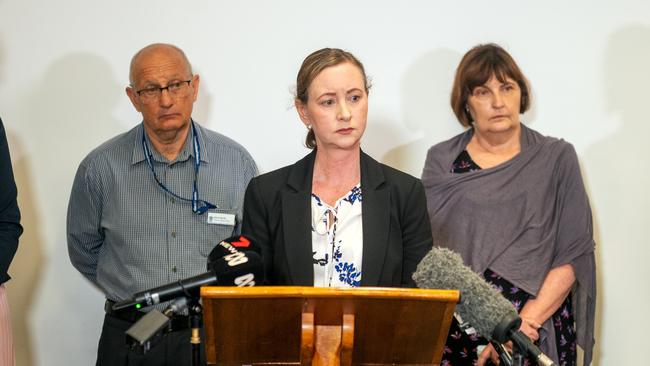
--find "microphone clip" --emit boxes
[125,297,189,354]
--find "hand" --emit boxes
[519,316,541,342]
[477,343,501,366]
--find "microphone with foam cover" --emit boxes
[207,235,260,271]
[412,247,557,366]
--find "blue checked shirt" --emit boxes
[67,122,257,304]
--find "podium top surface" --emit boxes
[201,286,459,302]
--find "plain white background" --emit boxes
[1,0,647,364]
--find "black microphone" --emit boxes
[207,235,261,271]
[206,235,262,287]
[412,247,557,366]
[492,312,557,366]
[113,236,264,311]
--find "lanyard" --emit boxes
[141,121,217,215]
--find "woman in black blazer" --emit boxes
[242,48,432,288]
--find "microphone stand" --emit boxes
[187,297,203,366]
[490,340,513,366]
[511,341,525,366]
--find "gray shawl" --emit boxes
[422,124,596,365]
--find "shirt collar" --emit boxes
[131,120,210,165]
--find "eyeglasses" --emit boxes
[135,80,192,102]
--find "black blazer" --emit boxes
[241,150,432,287]
[0,118,22,284]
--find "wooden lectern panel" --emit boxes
[201,286,459,366]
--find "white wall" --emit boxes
[1,0,647,364]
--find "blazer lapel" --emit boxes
[360,151,390,286]
[281,151,316,285]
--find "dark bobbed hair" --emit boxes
[450,43,531,127]
[295,48,370,149]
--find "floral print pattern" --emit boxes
[311,184,363,287]
[451,150,482,173]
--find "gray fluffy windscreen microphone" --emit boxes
[412,247,557,366]
[412,246,517,339]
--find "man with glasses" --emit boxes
[67,43,257,365]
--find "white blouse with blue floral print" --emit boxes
[311,184,363,287]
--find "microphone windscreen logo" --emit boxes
[224,252,249,267]
[234,273,256,286]
[231,236,251,248]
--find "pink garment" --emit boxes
[0,284,14,366]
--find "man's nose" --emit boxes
[159,89,173,107]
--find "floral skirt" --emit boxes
[440,269,576,366]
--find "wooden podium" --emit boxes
[200,286,459,366]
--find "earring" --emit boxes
[465,104,470,113]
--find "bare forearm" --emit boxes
[520,263,575,324]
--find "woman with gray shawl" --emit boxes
[422,44,596,365]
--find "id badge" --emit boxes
[207,212,236,226]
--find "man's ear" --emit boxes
[191,74,200,102]
[126,86,141,112]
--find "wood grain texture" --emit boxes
[301,312,314,366]
[201,286,458,365]
[340,313,354,366]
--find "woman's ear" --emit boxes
[295,99,310,127]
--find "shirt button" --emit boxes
[172,266,177,273]
[171,231,177,238]
[170,197,175,203]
